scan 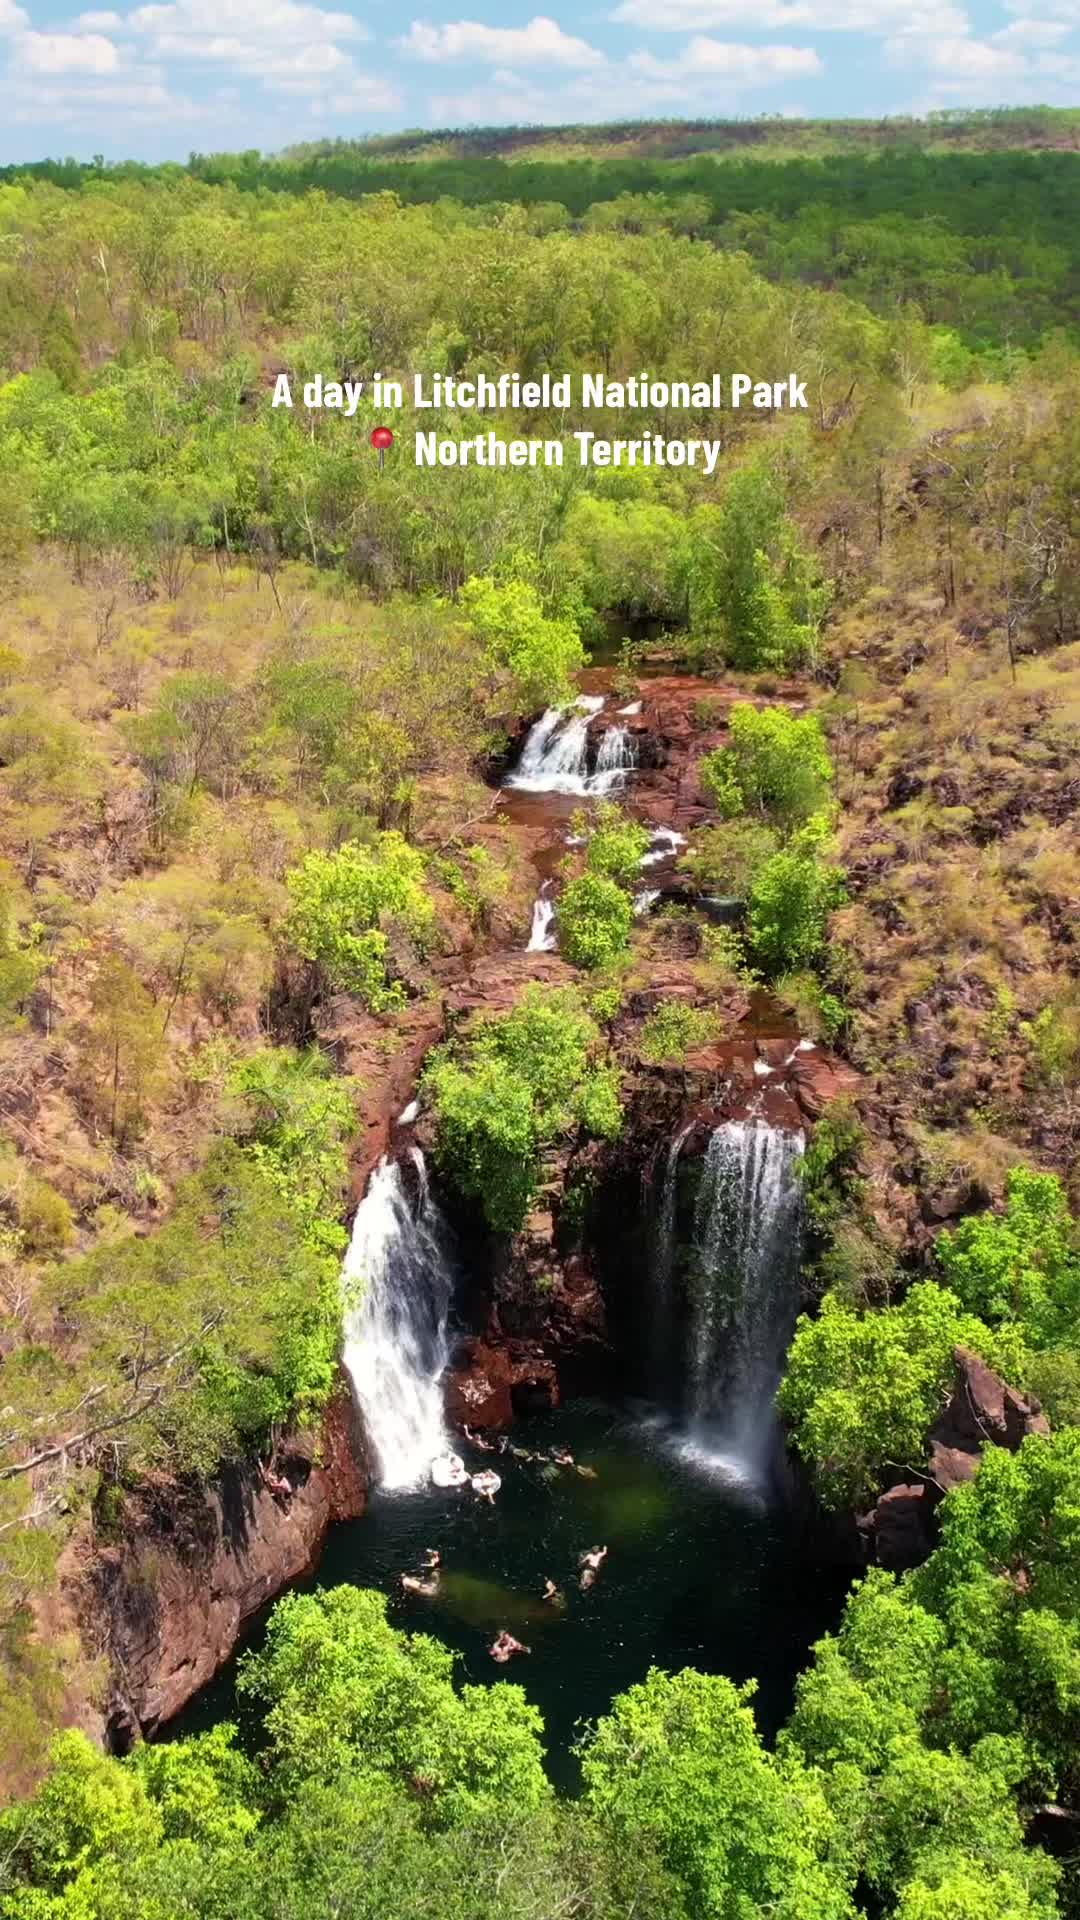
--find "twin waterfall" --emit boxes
[342,1152,454,1490]
[652,1120,805,1477]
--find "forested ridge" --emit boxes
[0,113,1078,1920]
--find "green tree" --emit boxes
[700,706,834,832]
[458,576,586,712]
[936,1168,1080,1351]
[558,873,633,971]
[580,1667,854,1920]
[238,1585,549,1827]
[76,953,167,1144]
[779,1283,1029,1508]
[285,834,435,1011]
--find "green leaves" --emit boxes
[557,873,633,972]
[701,705,834,833]
[239,1586,549,1827]
[425,986,623,1233]
[936,1169,1080,1352]
[285,833,435,1010]
[779,1283,1030,1509]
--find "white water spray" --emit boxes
[526,891,557,951]
[342,1152,453,1490]
[687,1122,804,1467]
[505,698,637,797]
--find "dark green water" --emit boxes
[172,1399,852,1790]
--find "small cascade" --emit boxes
[342,1151,454,1491]
[505,697,637,797]
[651,1120,804,1476]
[526,889,557,951]
[591,725,637,793]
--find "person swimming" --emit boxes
[541,1578,566,1608]
[578,1544,608,1591]
[463,1425,495,1453]
[490,1630,529,1663]
[401,1570,440,1599]
[471,1469,501,1505]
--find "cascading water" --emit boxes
[342,1150,454,1491]
[505,698,636,797]
[592,725,637,793]
[652,1120,804,1477]
[526,889,557,951]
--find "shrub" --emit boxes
[425,987,623,1233]
[285,833,435,1011]
[558,872,634,971]
[935,1167,1080,1351]
[747,836,846,977]
[700,705,834,832]
[638,1002,720,1064]
[577,803,651,892]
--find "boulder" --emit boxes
[443,1337,514,1429]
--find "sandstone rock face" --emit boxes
[865,1347,1049,1570]
[79,1390,367,1743]
[444,1337,514,1429]
[927,1345,1050,1492]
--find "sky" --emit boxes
[0,0,1078,164]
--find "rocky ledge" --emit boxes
[862,1346,1049,1571]
[74,1387,367,1746]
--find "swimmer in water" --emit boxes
[578,1544,608,1591]
[463,1425,495,1453]
[422,1548,442,1570]
[400,1571,439,1599]
[471,1469,501,1505]
[490,1631,529,1664]
[541,1578,565,1608]
[551,1448,575,1468]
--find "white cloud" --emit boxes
[128,0,369,51]
[15,29,120,71]
[429,35,823,123]
[401,15,605,68]
[993,17,1072,43]
[610,0,969,31]
[74,9,123,23]
[886,31,1025,75]
[0,0,29,31]
[629,36,823,78]
[1003,0,1080,13]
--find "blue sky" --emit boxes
[1,0,1078,163]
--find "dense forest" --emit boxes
[0,111,1078,1920]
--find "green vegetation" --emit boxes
[285,834,436,1011]
[779,1283,1028,1509]
[936,1169,1080,1352]
[558,873,634,972]
[1,97,1080,1920]
[638,1002,720,1065]
[425,987,623,1232]
[700,708,834,830]
[7,1418,1080,1920]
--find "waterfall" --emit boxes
[592,725,637,793]
[505,697,637,797]
[526,890,557,951]
[650,1121,804,1476]
[342,1151,453,1491]
[686,1122,804,1467]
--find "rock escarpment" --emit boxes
[863,1346,1049,1571]
[76,1389,367,1744]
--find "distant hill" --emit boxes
[277,107,1080,166]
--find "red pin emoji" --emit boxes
[370,425,394,471]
